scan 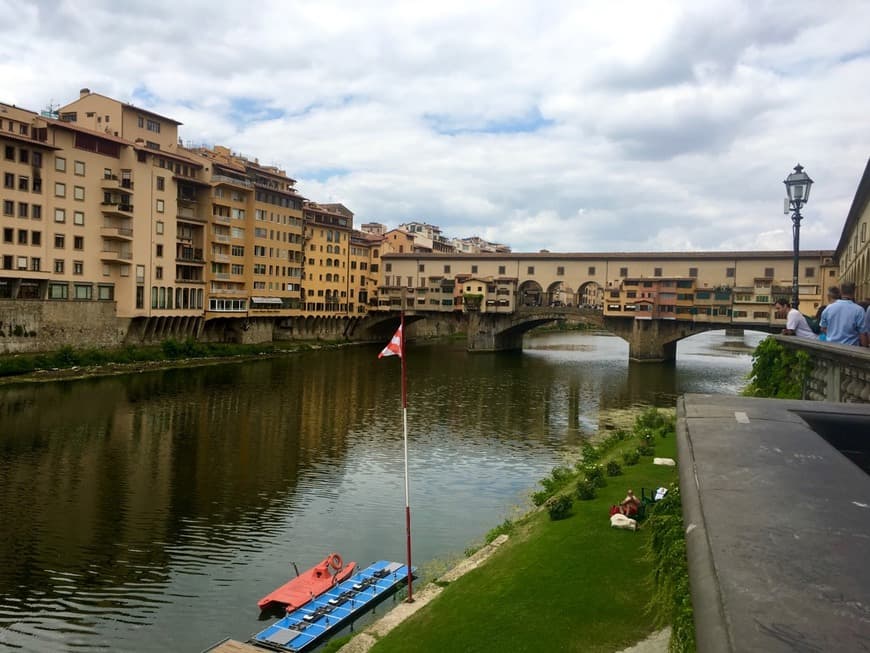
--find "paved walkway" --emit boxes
[677,394,870,652]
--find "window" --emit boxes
[73,236,84,250]
[19,148,28,163]
[73,260,83,275]
[156,221,164,234]
[654,267,662,277]
[73,186,85,201]
[18,202,28,218]
[55,157,66,172]
[74,284,92,300]
[4,145,13,160]
[55,182,66,197]
[137,116,144,128]
[98,285,114,300]
[156,244,163,257]
[156,176,165,191]
[689,267,698,277]
[620,267,628,277]
[55,234,65,248]
[726,267,736,278]
[498,265,506,275]
[3,228,12,243]
[155,266,163,280]
[54,208,65,223]
[385,263,392,272]
[54,259,64,273]
[71,211,84,226]
[2,200,12,215]
[4,172,14,188]
[49,283,68,299]
[31,231,41,246]
[444,265,451,273]
[527,266,535,274]
[18,230,27,245]
[74,160,85,176]
[32,205,41,220]
[418,264,425,272]
[32,152,42,168]
[18,176,29,191]
[861,223,867,243]
[805,267,815,278]
[146,119,161,133]
[472,265,479,274]
[231,245,244,256]
[764,267,774,278]
[156,199,164,213]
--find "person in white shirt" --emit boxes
[774,298,817,339]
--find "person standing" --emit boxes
[774,298,817,339]
[820,283,865,345]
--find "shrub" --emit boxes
[576,478,597,500]
[622,450,641,466]
[534,465,574,505]
[744,336,812,399]
[606,460,623,476]
[580,441,600,464]
[582,464,607,488]
[638,443,656,456]
[485,518,514,543]
[545,495,573,520]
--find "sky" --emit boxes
[2,0,869,253]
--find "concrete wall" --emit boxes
[0,299,128,354]
[775,335,870,403]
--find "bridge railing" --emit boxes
[774,335,870,403]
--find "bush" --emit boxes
[622,450,641,466]
[582,464,607,488]
[580,441,600,464]
[533,465,574,506]
[606,460,623,476]
[545,495,573,520]
[485,518,514,543]
[576,478,597,500]
[744,337,812,399]
[638,443,656,456]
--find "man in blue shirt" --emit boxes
[820,283,865,345]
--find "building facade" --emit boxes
[835,157,870,301]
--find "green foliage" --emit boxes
[622,450,641,466]
[744,336,813,399]
[637,443,656,457]
[545,494,573,520]
[580,441,601,464]
[582,463,607,488]
[484,518,514,544]
[532,465,574,506]
[645,485,695,653]
[606,460,623,476]
[576,478,597,500]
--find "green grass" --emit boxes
[369,421,680,653]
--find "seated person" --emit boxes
[619,489,641,516]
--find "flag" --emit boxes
[378,324,403,358]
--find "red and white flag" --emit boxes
[378,324,403,358]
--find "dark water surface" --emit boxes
[0,330,763,652]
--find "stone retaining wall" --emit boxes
[0,299,128,354]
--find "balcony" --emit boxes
[101,202,134,218]
[212,252,230,262]
[100,248,132,262]
[100,225,133,240]
[177,247,204,264]
[213,234,230,243]
[101,175,134,190]
[212,174,253,189]
[213,213,232,224]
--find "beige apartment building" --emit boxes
[835,157,870,301]
[2,90,207,325]
[302,202,355,313]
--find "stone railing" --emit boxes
[774,335,870,403]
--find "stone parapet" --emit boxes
[773,334,870,403]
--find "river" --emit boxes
[0,329,763,652]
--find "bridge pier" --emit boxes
[603,317,692,363]
[466,312,525,352]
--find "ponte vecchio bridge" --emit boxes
[370,249,837,361]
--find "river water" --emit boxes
[0,330,763,652]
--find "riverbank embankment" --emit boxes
[326,411,687,653]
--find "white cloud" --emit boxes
[2,0,868,253]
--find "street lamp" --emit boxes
[783,164,813,309]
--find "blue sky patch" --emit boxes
[229,97,285,123]
[425,106,553,136]
[297,167,351,182]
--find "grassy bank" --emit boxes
[0,338,329,381]
[365,410,689,653]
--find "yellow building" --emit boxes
[302,202,354,314]
[349,229,382,313]
[835,157,870,300]
[185,145,305,319]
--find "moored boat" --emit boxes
[257,553,356,612]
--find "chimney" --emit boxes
[80,88,90,97]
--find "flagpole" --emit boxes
[400,311,413,602]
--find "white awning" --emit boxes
[250,296,283,304]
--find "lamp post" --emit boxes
[783,164,813,310]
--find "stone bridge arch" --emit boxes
[546,281,573,307]
[518,280,543,307]
[578,281,603,309]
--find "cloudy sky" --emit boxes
[2,0,869,253]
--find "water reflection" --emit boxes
[0,330,758,652]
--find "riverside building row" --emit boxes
[0,90,384,333]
